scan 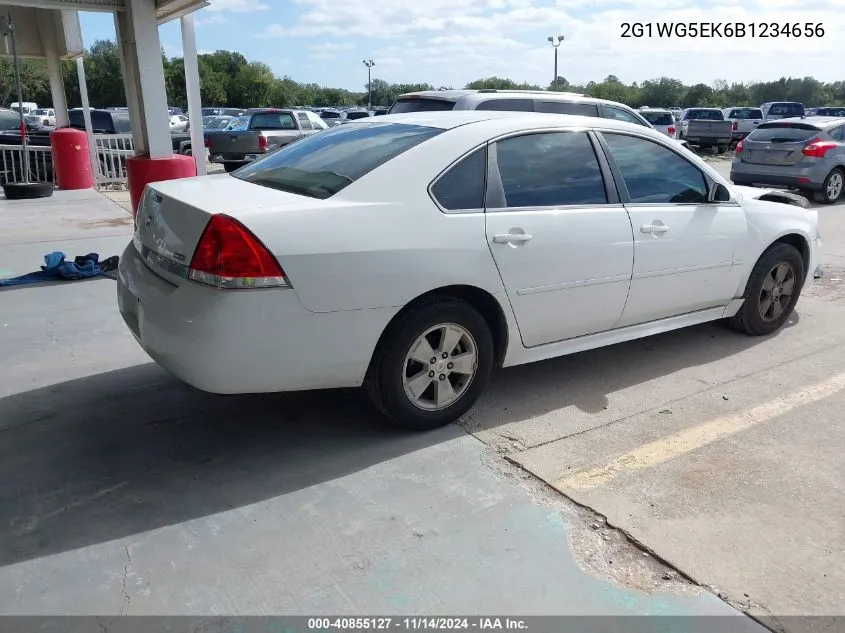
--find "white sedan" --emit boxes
[118,111,821,430]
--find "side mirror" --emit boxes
[709,182,732,203]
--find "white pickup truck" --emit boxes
[723,106,763,143]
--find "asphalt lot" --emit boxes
[1,165,843,629]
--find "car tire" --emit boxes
[223,163,241,173]
[728,242,805,336]
[365,297,494,431]
[812,168,844,204]
[2,181,54,200]
[716,145,729,155]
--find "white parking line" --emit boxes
[557,372,845,491]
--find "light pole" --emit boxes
[363,59,375,110]
[547,35,564,85]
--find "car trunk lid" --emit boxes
[206,130,260,155]
[133,174,330,284]
[741,122,821,166]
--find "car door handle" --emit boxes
[640,224,669,234]
[493,233,533,244]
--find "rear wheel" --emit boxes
[223,163,244,173]
[728,243,804,336]
[813,168,843,204]
[365,298,494,430]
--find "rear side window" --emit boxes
[749,123,821,142]
[389,98,456,114]
[728,108,763,120]
[491,132,607,208]
[535,101,599,117]
[430,147,487,211]
[297,112,313,130]
[641,111,674,126]
[250,113,296,130]
[234,123,442,199]
[829,126,844,141]
[476,99,534,112]
[602,133,707,204]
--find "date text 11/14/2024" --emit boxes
[308,618,528,630]
[620,22,825,38]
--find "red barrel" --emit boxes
[50,128,94,190]
[126,154,197,215]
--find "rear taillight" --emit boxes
[732,121,738,131]
[188,214,289,289]
[667,126,675,136]
[802,138,836,158]
[258,134,268,151]
[735,139,744,154]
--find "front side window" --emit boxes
[477,99,534,112]
[430,146,487,211]
[234,122,442,199]
[491,132,607,208]
[602,133,708,204]
[603,106,648,126]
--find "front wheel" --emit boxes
[728,243,804,336]
[365,298,494,430]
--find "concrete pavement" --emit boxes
[0,190,755,620]
[1,176,843,628]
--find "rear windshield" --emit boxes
[766,103,805,117]
[728,108,763,120]
[233,122,442,199]
[817,107,845,117]
[320,111,341,119]
[389,98,457,114]
[345,111,371,120]
[685,109,724,120]
[69,110,130,133]
[250,112,296,130]
[641,111,674,125]
[748,122,821,142]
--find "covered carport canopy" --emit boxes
[0,0,209,185]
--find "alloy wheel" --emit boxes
[758,261,796,322]
[402,323,478,411]
[827,171,843,201]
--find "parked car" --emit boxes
[677,108,733,152]
[10,101,37,116]
[813,107,845,117]
[638,108,676,138]
[668,106,683,118]
[205,108,329,172]
[730,116,845,204]
[319,110,344,127]
[202,107,245,118]
[723,107,764,142]
[118,111,820,430]
[24,108,56,127]
[169,115,189,133]
[760,102,805,120]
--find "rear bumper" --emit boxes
[685,136,731,146]
[729,171,824,191]
[208,154,260,164]
[116,242,397,394]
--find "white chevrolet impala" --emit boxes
[118,112,821,430]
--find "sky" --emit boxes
[79,0,845,92]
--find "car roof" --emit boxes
[764,116,845,128]
[396,89,591,102]
[352,110,666,136]
[639,108,671,113]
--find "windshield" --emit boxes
[389,98,457,114]
[728,108,763,120]
[748,122,821,143]
[685,109,724,120]
[234,122,442,199]
[206,117,232,129]
[249,112,296,130]
[641,112,674,125]
[32,109,49,116]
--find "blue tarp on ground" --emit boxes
[0,252,115,287]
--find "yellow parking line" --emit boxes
[558,372,845,491]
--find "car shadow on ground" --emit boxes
[0,311,799,569]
